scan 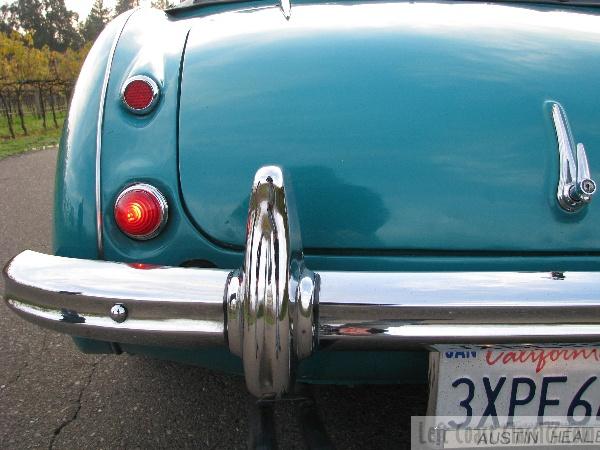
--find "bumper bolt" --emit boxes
[110,304,128,323]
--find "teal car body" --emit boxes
[50,0,599,385]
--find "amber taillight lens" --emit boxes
[114,184,167,240]
[122,76,159,114]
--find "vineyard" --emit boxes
[1,0,175,157]
[0,32,89,141]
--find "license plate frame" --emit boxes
[429,344,600,430]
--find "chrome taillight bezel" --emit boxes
[114,183,168,240]
[121,75,160,115]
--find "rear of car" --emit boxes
[4,0,600,436]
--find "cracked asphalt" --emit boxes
[0,148,427,449]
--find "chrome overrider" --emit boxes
[225,167,317,398]
[4,166,600,399]
[552,102,596,213]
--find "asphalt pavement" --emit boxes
[0,148,427,449]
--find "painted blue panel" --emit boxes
[95,2,600,270]
[69,3,600,383]
[54,13,132,259]
[178,2,600,252]
[98,9,245,268]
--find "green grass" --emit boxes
[0,111,65,159]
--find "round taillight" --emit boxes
[114,184,168,240]
[121,75,159,114]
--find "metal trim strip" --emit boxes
[95,9,138,258]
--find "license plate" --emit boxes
[430,345,600,429]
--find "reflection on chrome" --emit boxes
[225,166,316,399]
[6,249,600,353]
[3,250,228,347]
[7,251,228,304]
[280,0,291,20]
[9,300,223,333]
[318,271,600,307]
[319,323,600,350]
[317,270,600,349]
[552,102,596,212]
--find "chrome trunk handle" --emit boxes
[551,102,596,212]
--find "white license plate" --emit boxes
[431,345,600,429]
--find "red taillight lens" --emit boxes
[114,184,167,240]
[122,76,159,114]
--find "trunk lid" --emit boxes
[178,2,600,252]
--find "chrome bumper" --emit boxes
[4,251,228,348]
[4,167,600,399]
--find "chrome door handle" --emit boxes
[551,102,596,212]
